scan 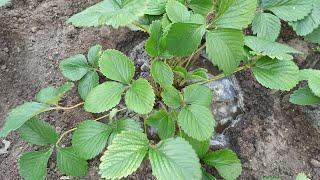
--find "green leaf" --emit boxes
[174,65,188,79]
[206,28,244,74]
[202,168,216,180]
[125,78,155,114]
[149,137,202,180]
[57,147,88,177]
[178,104,215,141]
[203,149,242,180]
[108,118,143,143]
[191,68,209,80]
[151,60,174,87]
[261,0,313,22]
[182,132,210,158]
[166,23,206,56]
[146,0,166,15]
[36,82,73,105]
[252,12,281,41]
[99,49,135,84]
[161,86,183,109]
[78,71,99,100]
[290,87,320,105]
[146,110,175,139]
[166,0,190,23]
[0,0,9,6]
[18,148,53,180]
[214,0,257,29]
[18,117,58,145]
[244,36,301,60]
[188,0,213,16]
[184,84,213,107]
[87,44,102,67]
[305,27,320,44]
[84,82,125,113]
[59,54,90,81]
[146,20,164,57]
[252,57,299,91]
[99,131,149,179]
[68,0,147,28]
[299,69,320,97]
[0,102,51,137]
[296,173,310,180]
[72,120,112,160]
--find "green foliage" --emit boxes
[0,0,9,6]
[188,0,213,16]
[202,168,217,180]
[305,28,320,44]
[78,71,99,100]
[299,69,320,97]
[296,173,310,180]
[57,147,88,177]
[151,60,174,87]
[146,110,175,139]
[184,84,213,107]
[252,12,281,41]
[59,54,90,81]
[36,82,73,105]
[181,132,210,158]
[290,87,320,105]
[161,86,183,108]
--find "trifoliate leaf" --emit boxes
[108,118,143,144]
[87,44,102,67]
[166,0,190,23]
[84,82,125,113]
[36,82,73,105]
[166,23,206,56]
[204,149,242,180]
[57,147,88,177]
[78,71,99,100]
[202,168,217,180]
[149,137,202,180]
[18,148,53,180]
[125,79,155,114]
[151,60,174,87]
[0,102,51,137]
[252,12,281,41]
[0,0,10,6]
[59,54,90,81]
[299,69,320,97]
[146,110,175,139]
[296,173,310,180]
[214,0,257,29]
[68,0,148,28]
[182,131,210,158]
[99,49,135,84]
[178,104,215,141]
[18,117,58,145]
[305,28,320,44]
[206,28,244,74]
[145,0,166,15]
[145,20,164,57]
[244,36,301,60]
[289,87,320,105]
[99,131,149,179]
[184,84,213,107]
[188,0,213,16]
[72,120,112,160]
[252,57,299,91]
[161,86,183,109]
[261,0,313,22]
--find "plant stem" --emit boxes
[94,108,127,121]
[184,44,206,69]
[55,128,76,146]
[53,102,84,110]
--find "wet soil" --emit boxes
[0,1,320,180]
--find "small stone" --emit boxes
[1,65,6,70]
[311,159,320,168]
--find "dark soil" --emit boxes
[0,0,320,180]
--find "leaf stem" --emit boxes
[55,128,76,147]
[53,102,84,110]
[184,44,206,69]
[94,107,127,121]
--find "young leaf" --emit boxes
[99,131,149,179]
[68,0,147,28]
[125,78,155,114]
[289,87,320,105]
[166,23,206,56]
[108,118,143,143]
[174,65,188,79]
[181,132,210,158]
[151,60,174,87]
[203,149,242,180]
[191,68,209,80]
[84,82,125,113]
[296,173,310,180]
[36,82,73,105]
[87,44,102,67]
[18,148,53,180]
[72,120,112,160]
[166,0,190,23]
[149,137,202,180]
[57,147,88,177]
[299,69,320,97]
[252,12,281,41]
[252,57,299,91]
[261,0,313,22]
[188,0,213,16]
[145,20,164,57]
[305,28,320,44]
[18,117,58,145]
[146,110,175,139]
[202,168,217,180]
[161,86,183,109]
[145,0,166,15]
[214,0,257,29]
[0,102,51,137]
[0,0,10,6]
[183,84,213,107]
[99,49,135,84]
[178,104,215,141]
[206,28,244,74]
[78,71,99,100]
[59,54,89,81]
[244,36,301,60]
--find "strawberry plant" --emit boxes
[1,0,320,179]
